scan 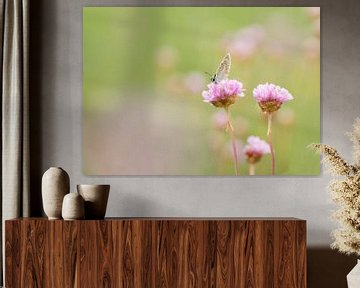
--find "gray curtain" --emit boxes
[0,0,30,284]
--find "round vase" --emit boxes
[77,184,110,219]
[62,192,85,220]
[42,167,70,219]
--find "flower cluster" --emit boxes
[202,79,244,108]
[243,136,271,164]
[253,83,293,113]
[201,53,294,176]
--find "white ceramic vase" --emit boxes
[42,167,70,219]
[62,192,85,220]
[77,184,110,219]
[347,260,360,288]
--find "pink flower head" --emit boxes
[222,25,265,62]
[202,79,245,108]
[243,136,270,164]
[253,83,293,113]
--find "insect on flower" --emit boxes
[210,53,231,83]
[202,52,244,108]
[201,52,244,176]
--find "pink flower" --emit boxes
[306,7,320,19]
[253,83,293,113]
[183,72,205,94]
[222,25,265,62]
[212,110,228,130]
[202,79,244,108]
[243,136,271,163]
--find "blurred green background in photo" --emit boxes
[83,7,320,175]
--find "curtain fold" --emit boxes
[0,0,30,284]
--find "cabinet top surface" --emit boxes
[6,217,305,222]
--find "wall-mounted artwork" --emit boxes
[83,7,320,175]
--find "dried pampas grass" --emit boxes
[311,118,360,256]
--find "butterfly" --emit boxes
[210,53,231,83]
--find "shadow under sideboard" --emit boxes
[307,248,357,288]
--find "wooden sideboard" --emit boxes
[5,217,306,287]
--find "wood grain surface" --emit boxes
[5,218,306,287]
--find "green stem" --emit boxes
[249,163,256,176]
[225,108,239,176]
[267,113,275,175]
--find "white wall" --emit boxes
[33,0,360,246]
